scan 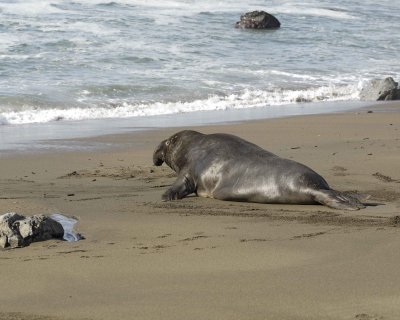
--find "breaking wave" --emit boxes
[0,83,362,125]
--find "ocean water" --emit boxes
[0,0,399,150]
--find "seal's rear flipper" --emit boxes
[313,189,366,211]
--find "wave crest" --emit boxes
[0,84,361,125]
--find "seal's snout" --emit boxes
[153,156,164,166]
[153,140,166,166]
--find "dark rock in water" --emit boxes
[236,11,280,29]
[0,213,64,249]
[360,77,400,101]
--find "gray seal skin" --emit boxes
[153,130,365,210]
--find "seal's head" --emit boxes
[153,139,168,166]
[153,130,203,171]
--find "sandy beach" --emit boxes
[1,103,400,320]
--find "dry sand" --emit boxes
[1,103,400,320]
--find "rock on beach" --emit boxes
[360,77,400,101]
[0,213,64,249]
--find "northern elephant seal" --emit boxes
[153,130,365,210]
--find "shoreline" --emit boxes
[0,99,376,155]
[1,102,400,320]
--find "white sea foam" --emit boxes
[0,84,361,125]
[66,21,119,36]
[113,0,258,13]
[0,1,63,15]
[268,70,319,81]
[273,4,357,20]
[0,35,22,52]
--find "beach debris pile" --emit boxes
[0,212,82,249]
[235,11,281,29]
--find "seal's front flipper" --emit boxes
[162,173,195,201]
[313,189,366,211]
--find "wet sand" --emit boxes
[1,103,400,320]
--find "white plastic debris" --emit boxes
[50,213,83,242]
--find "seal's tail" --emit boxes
[312,189,368,211]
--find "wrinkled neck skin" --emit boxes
[164,138,186,173]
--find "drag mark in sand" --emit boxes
[291,231,328,240]
[57,249,87,255]
[354,313,384,320]
[145,201,397,228]
[156,233,172,239]
[0,311,91,320]
[372,172,399,183]
[179,235,209,242]
[239,238,270,242]
[239,230,332,243]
